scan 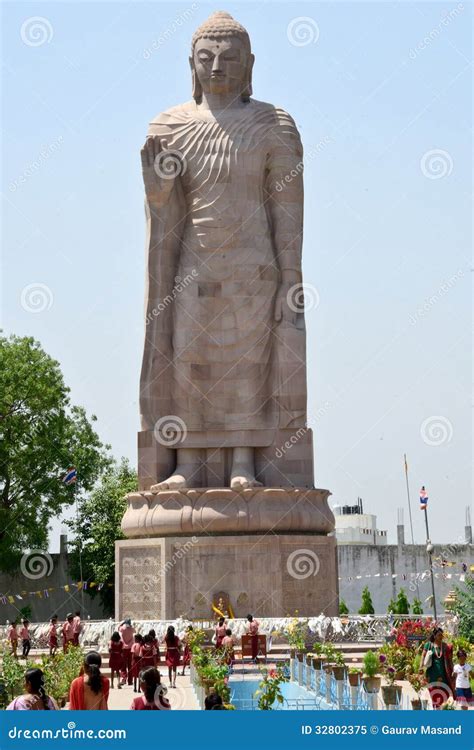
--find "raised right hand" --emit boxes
[140,136,183,207]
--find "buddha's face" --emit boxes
[192,36,252,97]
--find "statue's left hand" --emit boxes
[274,283,297,326]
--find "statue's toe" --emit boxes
[151,480,169,491]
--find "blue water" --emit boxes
[229,679,333,710]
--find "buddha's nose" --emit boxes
[212,57,223,74]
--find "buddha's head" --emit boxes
[190,11,254,103]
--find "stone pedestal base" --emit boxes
[115,533,338,620]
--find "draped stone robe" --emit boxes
[140,98,307,449]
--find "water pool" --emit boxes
[229,679,334,710]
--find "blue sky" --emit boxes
[2,1,471,549]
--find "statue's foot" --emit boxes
[151,464,199,491]
[230,464,263,491]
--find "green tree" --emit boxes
[387,598,397,614]
[339,599,349,615]
[453,576,474,642]
[412,597,423,615]
[67,458,137,613]
[0,334,110,570]
[358,586,375,615]
[395,588,410,614]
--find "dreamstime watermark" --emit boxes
[409,533,469,592]
[20,16,54,47]
[286,283,320,313]
[286,549,320,579]
[274,137,333,192]
[420,149,453,180]
[154,149,187,179]
[159,537,198,578]
[143,4,198,59]
[287,17,320,47]
[275,403,331,458]
[9,136,64,192]
[408,268,464,325]
[409,4,464,60]
[20,550,54,580]
[146,270,198,324]
[420,416,453,446]
[20,283,54,313]
[153,415,188,446]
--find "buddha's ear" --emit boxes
[189,56,202,103]
[242,53,255,101]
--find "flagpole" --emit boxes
[74,481,85,614]
[423,503,438,621]
[403,454,420,599]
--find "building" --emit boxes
[335,504,473,614]
[333,498,388,546]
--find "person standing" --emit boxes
[62,613,75,652]
[20,619,31,659]
[130,634,143,693]
[163,626,181,688]
[452,649,473,710]
[48,615,59,657]
[108,632,125,689]
[6,668,58,710]
[246,614,260,663]
[131,667,171,710]
[118,618,135,686]
[72,611,82,646]
[7,621,18,657]
[69,651,109,710]
[181,626,193,676]
[423,627,454,709]
[214,617,227,649]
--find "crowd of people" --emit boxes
[4,617,471,711]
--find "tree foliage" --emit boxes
[0,334,110,570]
[339,599,349,615]
[67,458,138,614]
[453,576,474,642]
[358,586,375,615]
[395,588,410,615]
[412,597,423,615]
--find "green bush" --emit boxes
[363,650,379,678]
[339,599,349,615]
[358,587,375,615]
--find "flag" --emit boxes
[62,467,77,485]
[420,486,428,510]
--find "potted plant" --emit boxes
[332,650,347,681]
[348,667,362,687]
[254,665,289,710]
[285,617,308,660]
[405,653,426,710]
[379,653,402,706]
[321,642,336,674]
[310,643,324,670]
[362,650,381,693]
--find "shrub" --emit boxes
[363,650,379,678]
[358,587,375,615]
[339,599,349,615]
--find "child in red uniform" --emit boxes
[148,629,160,666]
[130,634,143,693]
[139,635,156,670]
[48,615,59,657]
[108,632,125,689]
[130,667,170,710]
[20,619,31,659]
[7,622,18,657]
[163,626,181,688]
[181,626,193,676]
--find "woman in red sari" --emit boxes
[69,652,109,710]
[214,617,227,649]
[423,627,454,709]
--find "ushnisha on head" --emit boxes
[190,11,254,103]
